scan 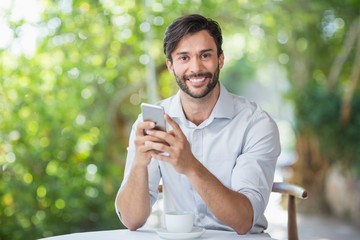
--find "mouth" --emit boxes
[184,73,212,84]
[189,77,206,83]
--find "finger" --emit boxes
[137,139,165,154]
[145,140,171,155]
[145,130,174,147]
[143,134,167,143]
[135,134,167,150]
[136,121,155,136]
[145,129,168,138]
[164,114,183,135]
[151,152,171,163]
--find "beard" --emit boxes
[173,65,220,99]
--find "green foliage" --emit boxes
[0,1,141,239]
[221,54,257,92]
[291,84,341,132]
[0,0,268,239]
[275,0,360,177]
[292,84,360,176]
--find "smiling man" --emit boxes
[115,14,281,235]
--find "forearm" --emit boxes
[116,164,151,231]
[187,162,253,234]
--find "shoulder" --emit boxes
[230,94,266,118]
[219,84,260,114]
[227,95,278,134]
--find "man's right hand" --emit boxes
[134,121,165,167]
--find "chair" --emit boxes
[271,182,308,240]
[157,182,308,240]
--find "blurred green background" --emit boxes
[1,0,360,239]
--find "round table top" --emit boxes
[38,228,274,240]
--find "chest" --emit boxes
[172,118,246,186]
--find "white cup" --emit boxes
[165,211,194,233]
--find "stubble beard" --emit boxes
[173,65,220,99]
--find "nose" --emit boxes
[189,57,203,73]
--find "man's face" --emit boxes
[166,30,224,99]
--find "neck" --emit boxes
[180,83,220,126]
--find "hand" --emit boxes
[133,121,167,168]
[144,114,198,175]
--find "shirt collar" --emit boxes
[168,83,234,120]
[211,83,234,119]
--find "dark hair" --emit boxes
[163,14,223,62]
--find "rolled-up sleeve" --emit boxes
[231,111,281,232]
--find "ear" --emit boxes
[218,53,224,69]
[166,59,174,74]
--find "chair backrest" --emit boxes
[271,182,308,240]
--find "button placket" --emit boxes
[191,128,207,225]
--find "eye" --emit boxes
[177,55,189,62]
[201,52,212,59]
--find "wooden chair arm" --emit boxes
[272,182,308,199]
[271,182,308,240]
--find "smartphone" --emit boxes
[141,103,166,131]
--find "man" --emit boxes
[115,14,281,234]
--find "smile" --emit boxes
[184,72,213,82]
[189,77,206,83]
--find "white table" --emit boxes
[38,228,275,240]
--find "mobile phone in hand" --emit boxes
[141,103,166,132]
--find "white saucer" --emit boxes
[156,227,206,239]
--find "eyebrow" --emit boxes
[175,48,214,56]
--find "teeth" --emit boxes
[189,77,205,83]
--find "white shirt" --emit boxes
[117,83,281,233]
